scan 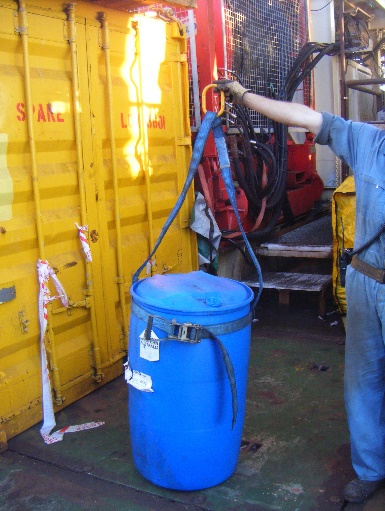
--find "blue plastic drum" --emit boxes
[127,271,253,490]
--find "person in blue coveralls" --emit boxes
[214,79,385,504]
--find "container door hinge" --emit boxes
[75,297,92,309]
[172,53,187,63]
[19,311,30,334]
[63,20,68,41]
[13,12,19,34]
[176,137,191,146]
[171,21,185,39]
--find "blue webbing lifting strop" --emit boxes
[132,110,263,300]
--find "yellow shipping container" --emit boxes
[0,0,197,441]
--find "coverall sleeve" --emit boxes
[314,112,378,177]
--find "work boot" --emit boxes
[343,478,384,503]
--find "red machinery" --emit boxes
[286,134,324,218]
[186,0,324,240]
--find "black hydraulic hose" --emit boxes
[284,42,338,99]
[264,122,288,210]
[251,142,277,198]
[283,44,323,96]
[287,44,319,79]
[227,106,279,212]
[233,113,280,208]
[233,103,257,143]
[232,103,280,203]
[235,107,278,193]
[228,135,263,217]
[238,117,259,199]
[237,123,264,198]
[286,43,336,100]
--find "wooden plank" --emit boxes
[243,272,332,318]
[243,272,331,292]
[255,245,332,259]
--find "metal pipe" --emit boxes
[98,12,128,349]
[345,79,383,104]
[66,4,87,222]
[17,1,45,259]
[219,0,227,75]
[46,302,64,404]
[346,78,385,86]
[346,84,381,97]
[17,0,65,404]
[132,21,155,271]
[66,3,103,381]
[374,31,384,112]
[187,10,201,129]
[337,0,347,120]
[337,0,349,181]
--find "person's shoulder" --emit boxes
[314,112,336,144]
[356,121,385,142]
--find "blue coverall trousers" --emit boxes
[314,111,385,481]
[345,264,385,481]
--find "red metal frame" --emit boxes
[192,0,324,234]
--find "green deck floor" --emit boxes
[1,292,385,511]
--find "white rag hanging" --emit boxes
[37,260,104,444]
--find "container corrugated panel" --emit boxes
[0,0,197,440]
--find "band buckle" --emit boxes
[169,320,202,343]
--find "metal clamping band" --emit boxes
[131,300,252,343]
[351,255,385,284]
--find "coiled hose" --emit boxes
[220,41,339,243]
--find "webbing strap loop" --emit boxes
[132,110,264,306]
[211,116,263,305]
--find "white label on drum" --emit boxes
[124,362,154,392]
[139,329,160,361]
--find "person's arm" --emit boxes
[214,80,323,135]
[242,93,322,135]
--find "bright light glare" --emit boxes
[50,101,71,114]
[121,16,166,178]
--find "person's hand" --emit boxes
[213,79,251,105]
